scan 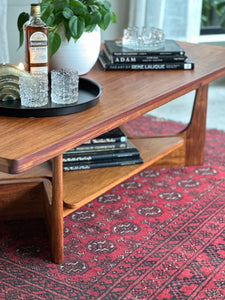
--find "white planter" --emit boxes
[49,27,101,75]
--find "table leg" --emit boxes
[156,84,208,167]
[153,84,208,167]
[124,84,209,168]
[178,84,208,165]
[44,154,64,264]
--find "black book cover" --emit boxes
[66,140,127,152]
[103,47,187,64]
[104,39,186,57]
[99,51,194,71]
[63,156,144,171]
[63,140,140,162]
[85,127,127,144]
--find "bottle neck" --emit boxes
[29,15,46,27]
[31,16,41,21]
[30,4,41,18]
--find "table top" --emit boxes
[1,41,225,174]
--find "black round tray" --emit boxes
[0,77,102,117]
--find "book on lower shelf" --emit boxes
[67,140,127,152]
[63,156,143,171]
[63,140,141,162]
[84,126,127,144]
[63,128,143,171]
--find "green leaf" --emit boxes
[99,12,111,30]
[17,12,29,31]
[63,7,74,19]
[69,15,85,40]
[111,12,117,23]
[54,12,64,25]
[89,11,101,25]
[18,29,24,49]
[45,13,56,27]
[49,32,61,57]
[63,20,72,41]
[70,0,87,13]
[85,24,96,32]
[88,4,99,13]
[103,0,112,10]
[41,3,54,23]
[53,0,69,11]
[17,12,29,48]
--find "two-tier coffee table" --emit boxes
[1,41,225,264]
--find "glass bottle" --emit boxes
[24,3,49,74]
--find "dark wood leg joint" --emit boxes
[44,155,64,264]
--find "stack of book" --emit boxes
[99,39,194,71]
[63,127,143,171]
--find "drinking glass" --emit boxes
[122,26,139,50]
[122,26,166,51]
[51,69,79,105]
[150,27,165,48]
[19,73,49,107]
[141,26,153,50]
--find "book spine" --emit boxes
[99,54,194,71]
[63,151,140,162]
[63,157,143,171]
[103,48,186,64]
[67,141,127,152]
[85,136,127,144]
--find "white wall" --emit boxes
[101,0,129,42]
[7,0,129,64]
[7,0,30,64]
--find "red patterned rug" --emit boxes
[1,116,225,300]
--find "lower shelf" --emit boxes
[63,136,184,216]
[0,136,184,219]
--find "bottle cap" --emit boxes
[30,4,41,18]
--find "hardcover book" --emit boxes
[84,127,127,144]
[103,47,187,64]
[104,39,186,57]
[63,140,140,161]
[66,140,127,152]
[63,156,144,171]
[99,51,194,71]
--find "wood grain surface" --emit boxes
[0,42,224,174]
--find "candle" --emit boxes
[18,62,25,71]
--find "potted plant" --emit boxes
[17,0,117,74]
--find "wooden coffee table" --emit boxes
[0,41,225,264]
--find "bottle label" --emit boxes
[29,32,48,65]
[30,66,48,74]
